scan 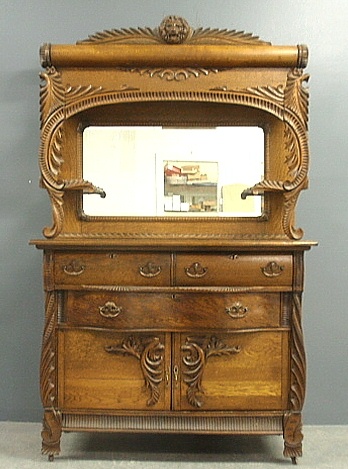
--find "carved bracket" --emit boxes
[181,336,241,408]
[105,336,164,406]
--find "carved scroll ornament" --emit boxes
[182,336,241,408]
[105,336,164,406]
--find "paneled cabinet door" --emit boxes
[174,331,289,411]
[58,329,171,411]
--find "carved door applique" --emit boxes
[105,335,165,407]
[181,335,241,408]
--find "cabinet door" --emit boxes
[58,329,171,411]
[174,331,289,411]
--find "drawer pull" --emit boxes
[99,301,122,318]
[185,262,208,278]
[63,260,85,276]
[261,261,284,277]
[225,302,249,319]
[139,262,162,278]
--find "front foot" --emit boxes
[283,413,303,463]
[41,410,62,459]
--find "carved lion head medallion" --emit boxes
[159,16,190,44]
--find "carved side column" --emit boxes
[40,252,62,459]
[283,253,306,462]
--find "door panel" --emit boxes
[58,329,170,411]
[175,331,288,411]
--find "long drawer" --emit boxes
[175,253,293,287]
[65,291,281,330]
[54,252,171,287]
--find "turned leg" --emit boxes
[41,410,62,460]
[283,412,303,463]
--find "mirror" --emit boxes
[82,126,264,217]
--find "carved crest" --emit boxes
[78,16,270,46]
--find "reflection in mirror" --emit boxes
[82,126,264,217]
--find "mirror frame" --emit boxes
[38,16,309,242]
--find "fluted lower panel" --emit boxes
[62,413,283,434]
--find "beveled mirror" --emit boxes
[82,125,264,217]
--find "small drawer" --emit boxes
[175,253,292,287]
[54,252,171,287]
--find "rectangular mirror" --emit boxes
[82,126,264,217]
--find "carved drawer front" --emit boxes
[175,331,289,411]
[58,329,170,411]
[65,292,280,330]
[171,293,281,329]
[65,291,174,329]
[54,252,170,287]
[175,254,293,287]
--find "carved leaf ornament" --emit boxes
[182,336,241,408]
[105,336,164,407]
[39,17,309,240]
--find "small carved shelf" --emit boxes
[31,16,315,464]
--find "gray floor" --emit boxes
[0,422,347,468]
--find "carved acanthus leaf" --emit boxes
[284,125,301,179]
[246,84,285,102]
[78,27,161,45]
[284,69,309,129]
[65,84,103,102]
[182,336,241,408]
[105,336,164,407]
[40,68,65,126]
[188,27,270,45]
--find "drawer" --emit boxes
[65,291,174,329]
[54,252,171,287]
[172,292,281,329]
[65,291,280,330]
[175,253,293,287]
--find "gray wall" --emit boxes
[1,0,347,424]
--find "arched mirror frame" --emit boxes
[38,17,309,244]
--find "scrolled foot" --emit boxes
[41,410,62,460]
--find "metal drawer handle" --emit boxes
[225,302,249,319]
[139,262,162,278]
[99,301,122,318]
[185,262,208,278]
[63,260,85,276]
[261,261,284,277]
